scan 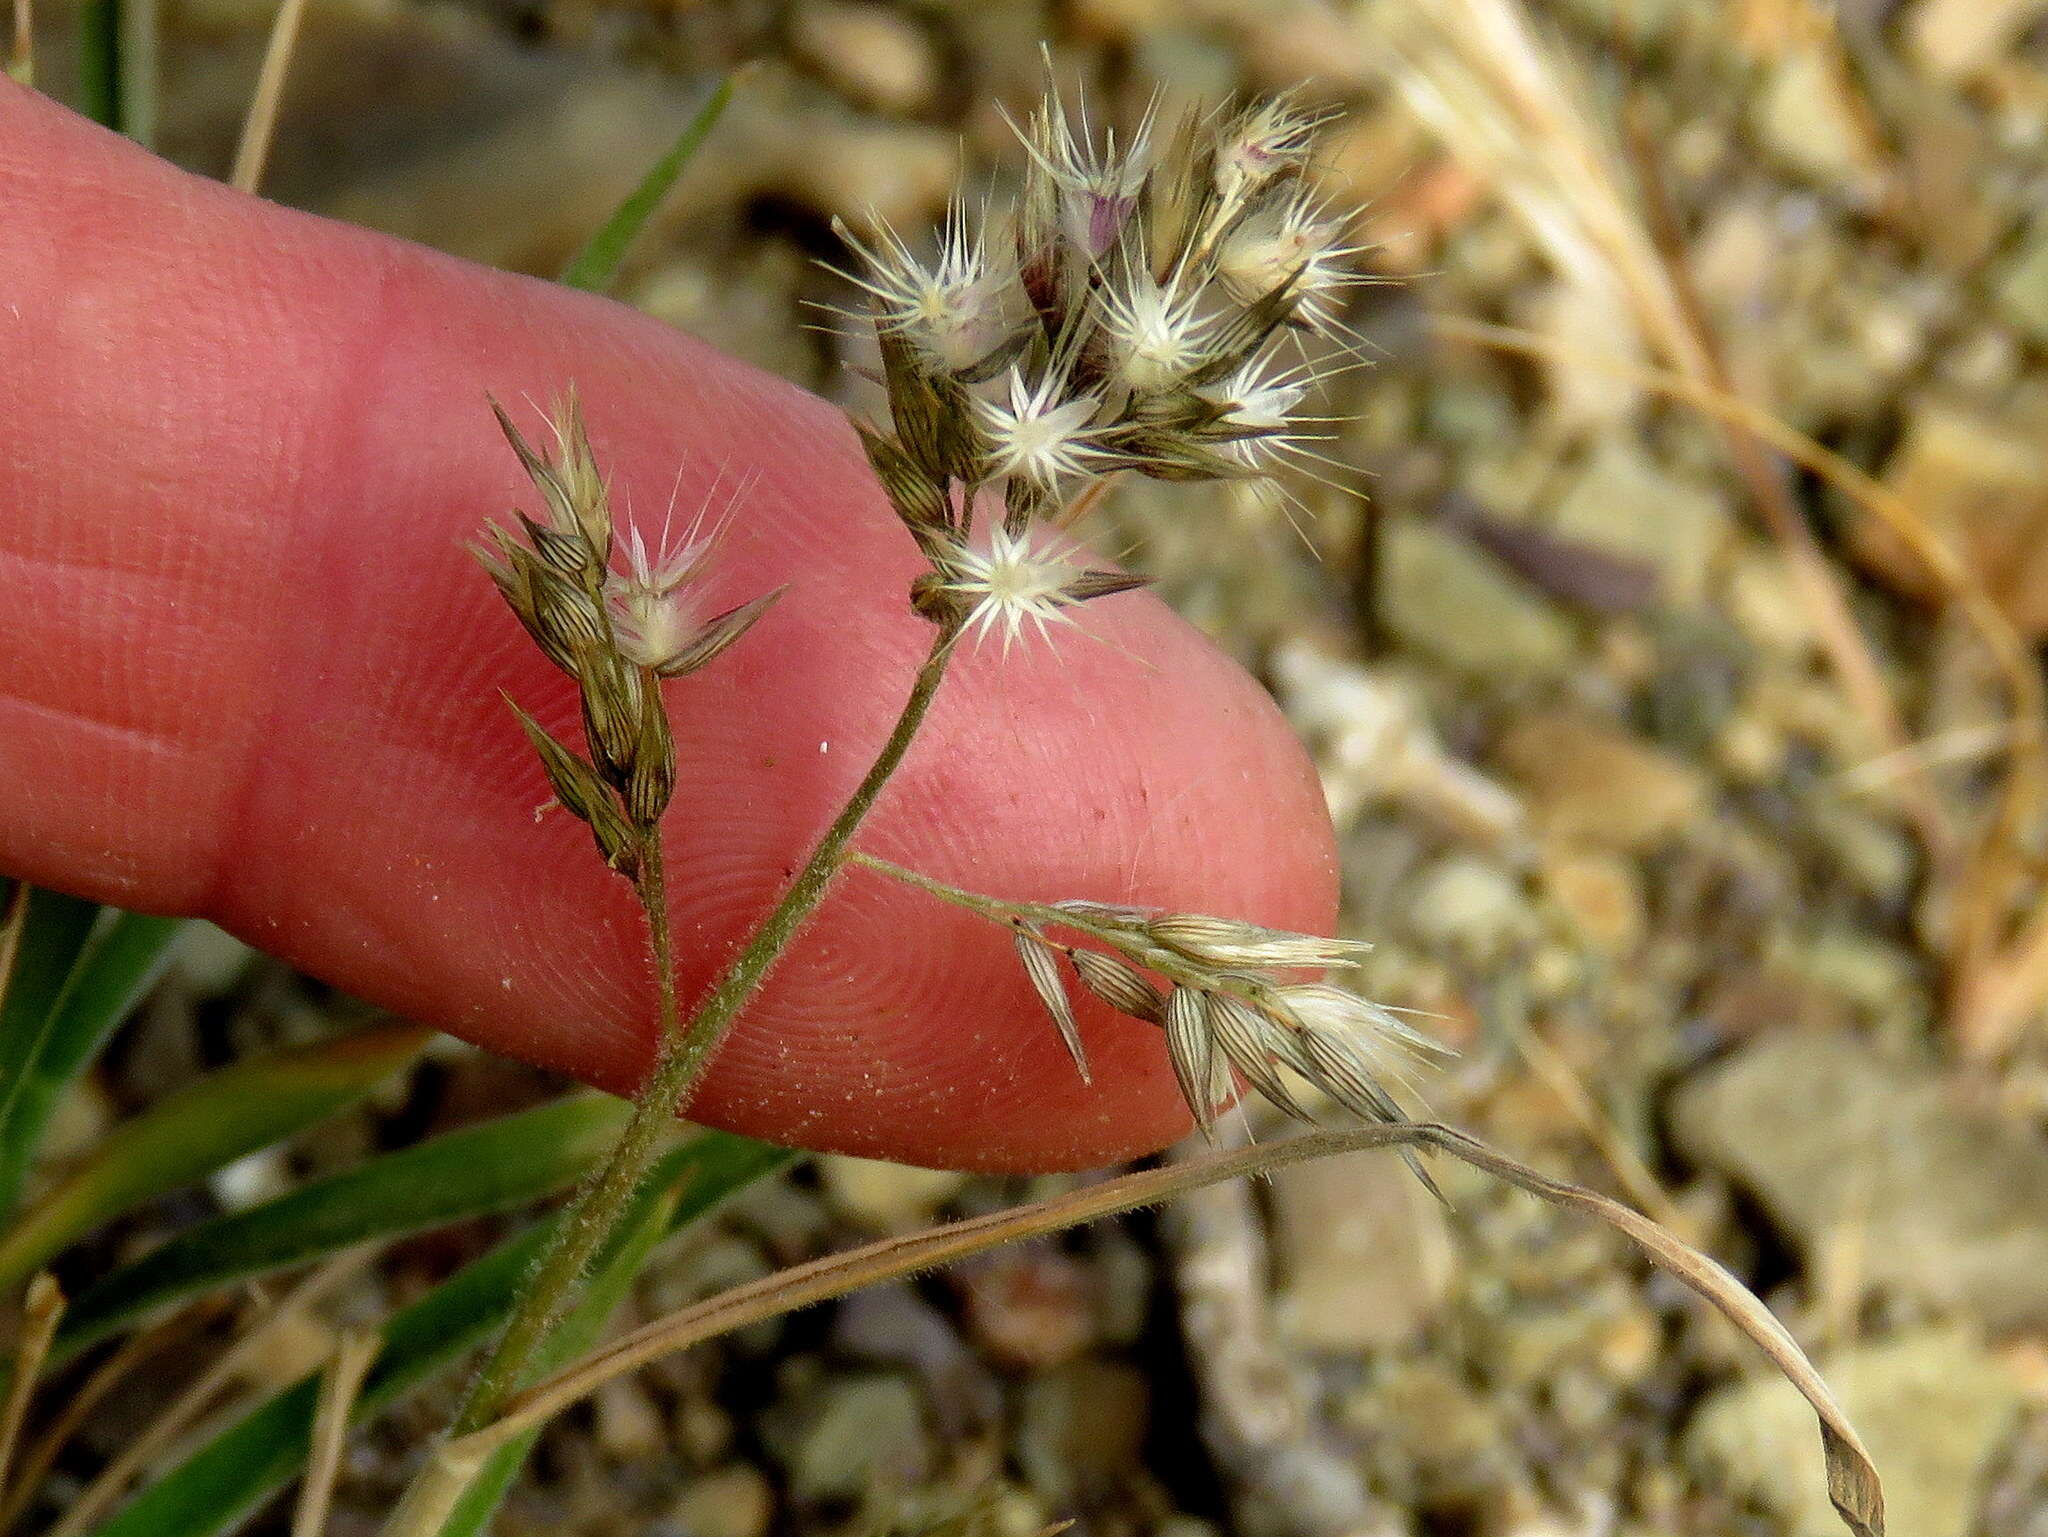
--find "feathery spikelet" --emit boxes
[974,368,1112,490]
[933,525,1148,653]
[832,205,1017,375]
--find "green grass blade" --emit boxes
[74,0,157,141]
[0,890,101,1158]
[437,1175,682,1536]
[0,891,102,1097]
[558,74,735,294]
[75,0,121,127]
[86,1133,794,1537]
[0,889,110,1218]
[0,890,101,1038]
[0,911,187,1220]
[0,1020,430,1294]
[51,1094,633,1366]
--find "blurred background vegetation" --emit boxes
[11,0,2048,1533]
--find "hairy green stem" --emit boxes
[447,840,675,1437]
[442,624,959,1452]
[847,851,1030,923]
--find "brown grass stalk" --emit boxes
[230,0,308,194]
[50,1251,369,1537]
[291,1329,378,1537]
[1426,314,2048,1055]
[0,1277,61,1512]
[0,1297,226,1533]
[0,885,31,1029]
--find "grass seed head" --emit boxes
[836,77,1374,652]
[993,900,1440,1142]
[479,399,777,857]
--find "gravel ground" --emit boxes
[23,1,2048,1534]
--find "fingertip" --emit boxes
[0,83,1342,1169]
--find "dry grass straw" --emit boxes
[0,887,27,1030]
[1380,0,2048,1056]
[0,1298,225,1534]
[230,0,308,194]
[1378,0,1930,839]
[0,1277,61,1513]
[49,1250,370,1537]
[291,1329,377,1537]
[1375,0,1707,377]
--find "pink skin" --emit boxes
[0,81,1338,1171]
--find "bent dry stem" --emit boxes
[447,623,959,1441]
[400,1122,1884,1537]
